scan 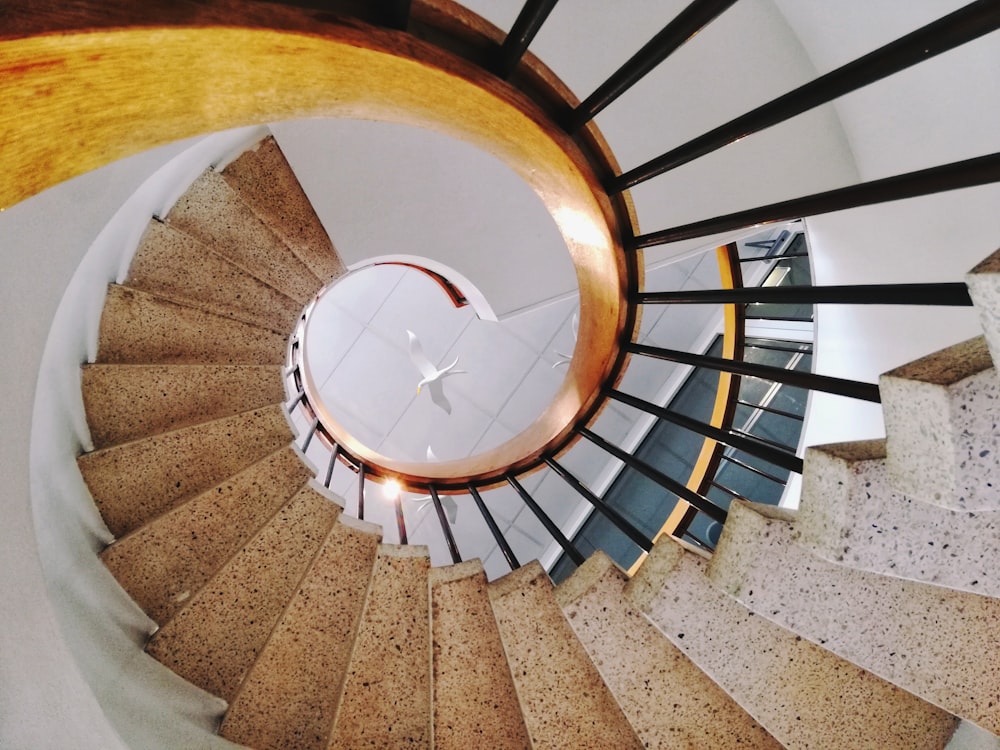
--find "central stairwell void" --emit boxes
[7,0,1000,748]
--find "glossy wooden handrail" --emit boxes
[0,1,638,490]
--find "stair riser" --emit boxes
[711,502,1000,734]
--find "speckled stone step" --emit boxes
[556,552,781,750]
[328,544,432,750]
[709,500,999,734]
[428,560,530,750]
[166,170,322,304]
[126,220,302,334]
[147,486,340,702]
[100,446,313,624]
[880,336,1000,511]
[97,285,286,365]
[82,364,284,449]
[966,248,1000,368]
[78,404,291,537]
[798,439,1000,598]
[221,136,344,285]
[629,538,957,749]
[488,561,644,750]
[221,515,381,750]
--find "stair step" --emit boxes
[221,515,382,750]
[221,136,345,285]
[328,544,432,750]
[630,539,958,749]
[100,446,313,624]
[881,336,1000,511]
[557,552,782,750]
[709,500,1000,734]
[966,248,1000,370]
[82,364,284,449]
[146,486,340,701]
[429,560,531,750]
[489,561,644,749]
[79,404,291,538]
[798,439,1000,597]
[126,220,302,334]
[166,170,323,304]
[97,285,286,365]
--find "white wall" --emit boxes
[770,0,1000,447]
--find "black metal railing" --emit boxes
[275,0,994,580]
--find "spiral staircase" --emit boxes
[3,1,1000,749]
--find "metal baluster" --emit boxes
[610,0,1000,191]
[301,415,320,452]
[495,0,559,78]
[394,491,408,545]
[580,428,728,523]
[625,342,880,402]
[324,444,341,488]
[630,152,1000,248]
[637,283,973,306]
[566,0,737,131]
[606,388,803,473]
[430,487,461,564]
[357,464,366,521]
[506,476,585,566]
[469,485,520,571]
[545,457,653,552]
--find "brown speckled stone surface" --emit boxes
[100,446,313,624]
[881,336,1000,510]
[78,404,291,537]
[429,560,530,750]
[97,285,286,365]
[166,170,322,304]
[798,440,1000,597]
[630,538,957,749]
[711,501,994,734]
[222,136,345,285]
[558,552,781,750]
[126,220,302,334]
[488,561,644,750]
[82,363,284,449]
[147,486,340,701]
[328,544,432,750]
[221,516,381,750]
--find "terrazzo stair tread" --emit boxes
[220,515,382,750]
[100,446,314,624]
[146,486,341,702]
[96,285,286,365]
[125,220,302,334]
[166,170,322,304]
[82,364,285,449]
[78,404,291,538]
[221,136,344,284]
[709,500,1000,734]
[966,248,1000,369]
[880,336,1000,511]
[625,538,956,750]
[556,551,782,750]
[798,439,1000,597]
[428,559,531,750]
[628,539,958,750]
[488,561,644,750]
[327,544,432,750]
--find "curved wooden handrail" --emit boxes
[0,2,637,488]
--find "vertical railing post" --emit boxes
[430,487,462,564]
[469,485,520,571]
[357,464,366,521]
